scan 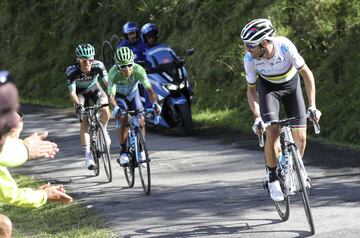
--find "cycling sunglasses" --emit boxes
[245,42,260,49]
[117,63,134,70]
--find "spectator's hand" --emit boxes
[152,102,162,115]
[39,182,66,193]
[44,185,73,204]
[23,131,59,160]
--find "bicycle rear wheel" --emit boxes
[96,124,112,183]
[136,130,151,195]
[123,136,135,188]
[291,145,315,234]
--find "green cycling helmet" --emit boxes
[114,46,134,65]
[75,43,95,59]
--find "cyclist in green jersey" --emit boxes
[108,47,161,166]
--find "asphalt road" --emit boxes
[15,105,360,238]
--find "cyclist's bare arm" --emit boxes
[298,64,321,122]
[108,94,117,109]
[298,65,316,108]
[69,90,80,105]
[145,87,158,103]
[246,84,261,119]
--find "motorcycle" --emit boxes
[143,47,195,135]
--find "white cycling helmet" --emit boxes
[240,19,275,46]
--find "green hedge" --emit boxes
[0,0,359,145]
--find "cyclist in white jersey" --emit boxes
[240,19,321,201]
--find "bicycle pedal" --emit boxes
[262,180,269,190]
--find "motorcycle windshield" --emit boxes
[145,44,186,84]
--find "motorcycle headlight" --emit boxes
[179,80,186,89]
[162,83,178,91]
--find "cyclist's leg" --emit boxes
[78,93,93,168]
[95,85,110,126]
[281,74,307,157]
[89,86,111,145]
[258,78,284,201]
[258,78,281,168]
[128,90,146,162]
[115,95,130,165]
[131,89,146,137]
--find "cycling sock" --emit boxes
[267,166,278,182]
[120,144,127,154]
[83,145,90,154]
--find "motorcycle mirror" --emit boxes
[186,48,195,56]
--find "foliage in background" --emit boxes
[0,0,359,146]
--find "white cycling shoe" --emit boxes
[85,155,95,170]
[138,151,146,162]
[118,153,129,166]
[268,180,285,202]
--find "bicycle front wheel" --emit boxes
[91,146,100,176]
[123,135,135,188]
[274,177,290,221]
[136,130,151,195]
[291,145,315,234]
[90,131,100,176]
[97,124,112,183]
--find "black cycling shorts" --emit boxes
[77,83,108,107]
[258,73,306,128]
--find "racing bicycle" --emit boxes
[259,115,320,234]
[116,109,159,195]
[81,104,112,182]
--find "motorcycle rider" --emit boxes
[140,23,194,133]
[117,22,146,63]
[141,23,186,73]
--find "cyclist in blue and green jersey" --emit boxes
[240,19,321,202]
[108,47,160,166]
[66,43,111,170]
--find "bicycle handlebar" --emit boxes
[307,111,321,134]
[257,115,321,147]
[83,104,109,111]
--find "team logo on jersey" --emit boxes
[281,44,289,53]
[66,65,77,76]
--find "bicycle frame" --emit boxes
[116,110,142,163]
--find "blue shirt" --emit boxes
[117,39,146,63]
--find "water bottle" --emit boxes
[154,114,160,125]
[279,154,287,175]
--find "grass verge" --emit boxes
[1,174,115,238]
